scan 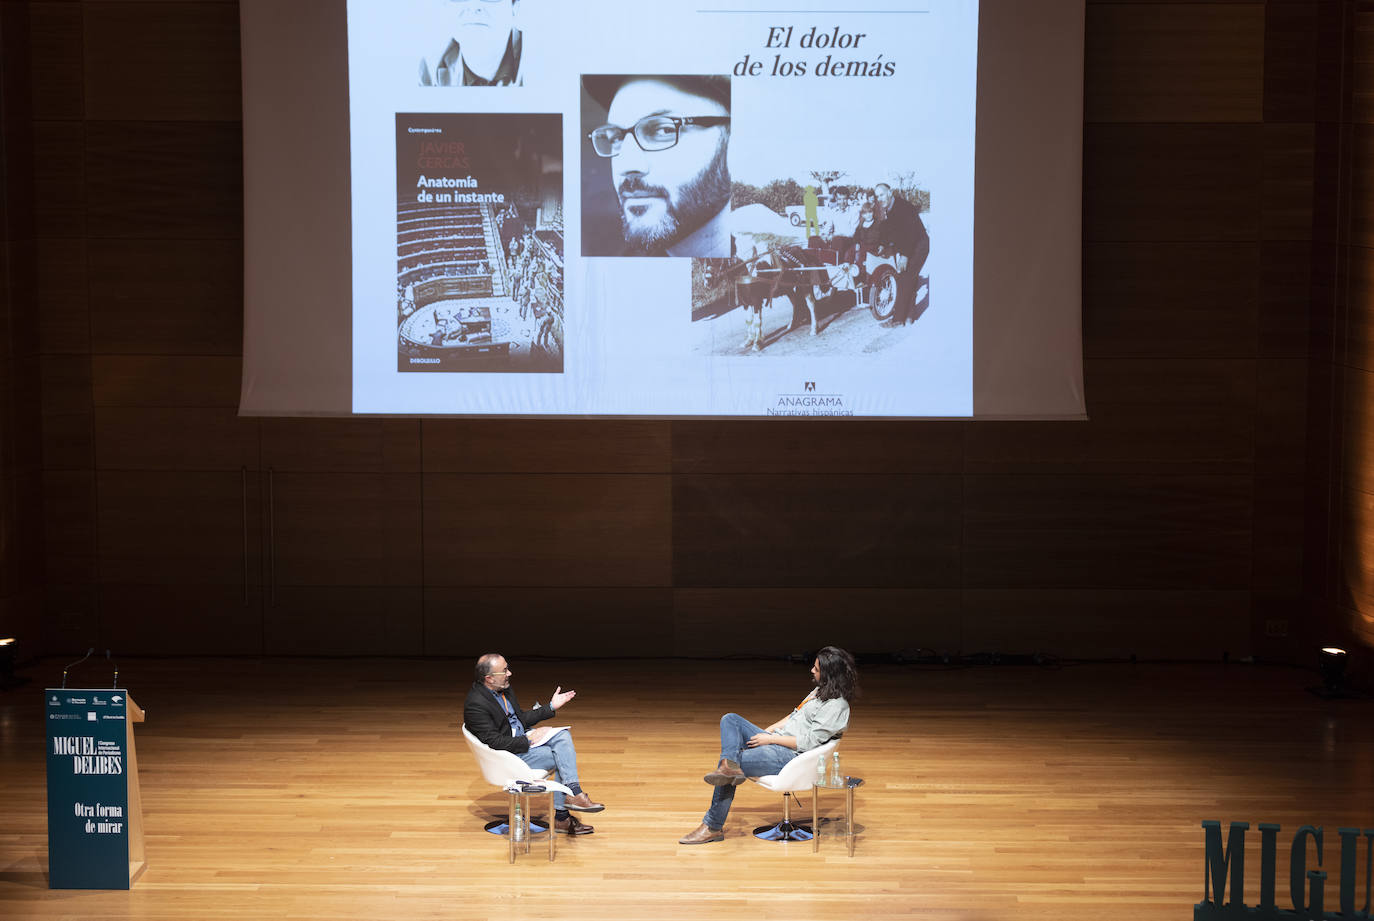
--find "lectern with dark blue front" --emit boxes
[45,689,146,889]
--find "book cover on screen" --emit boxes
[395,113,563,373]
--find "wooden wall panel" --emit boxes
[1083,243,1259,359]
[98,582,262,655]
[82,1,240,122]
[1339,600,1374,649]
[262,419,421,474]
[266,472,421,587]
[1313,126,1344,248]
[93,407,257,469]
[964,359,1255,474]
[34,238,89,354]
[1084,125,1262,242]
[673,475,962,588]
[40,353,90,414]
[1343,365,1374,495]
[1255,358,1309,471]
[265,586,423,656]
[671,421,964,475]
[671,588,963,658]
[1252,354,1306,653]
[1084,3,1264,123]
[42,469,96,582]
[30,121,84,238]
[423,474,672,587]
[1356,5,1374,125]
[40,411,93,471]
[1254,475,1308,594]
[96,470,259,585]
[1348,248,1374,372]
[1258,241,1314,357]
[42,583,100,654]
[1305,359,1341,647]
[961,589,1251,660]
[92,355,241,406]
[26,1,83,120]
[963,476,1252,589]
[1334,64,1374,663]
[38,465,96,651]
[17,358,47,474]
[421,420,670,474]
[1263,123,1316,240]
[1265,3,1322,123]
[38,353,94,470]
[1,468,45,640]
[1339,487,1374,617]
[1311,252,1339,433]
[1355,127,1374,248]
[87,238,243,354]
[422,587,674,657]
[84,121,241,238]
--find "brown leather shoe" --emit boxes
[565,792,605,813]
[678,823,724,845]
[554,814,594,835]
[703,759,746,786]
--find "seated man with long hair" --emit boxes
[679,646,859,845]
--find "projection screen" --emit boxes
[240,0,1085,420]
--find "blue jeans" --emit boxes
[704,713,796,830]
[517,731,580,811]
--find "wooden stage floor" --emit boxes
[1,657,1371,921]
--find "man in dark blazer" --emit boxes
[875,183,930,327]
[463,653,605,835]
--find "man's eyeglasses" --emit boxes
[587,115,730,158]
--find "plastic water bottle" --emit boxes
[816,751,827,785]
[831,751,842,786]
[512,799,524,843]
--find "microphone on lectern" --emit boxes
[106,649,119,689]
[61,648,94,689]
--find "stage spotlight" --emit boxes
[1319,646,1348,697]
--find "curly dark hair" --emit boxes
[814,646,859,702]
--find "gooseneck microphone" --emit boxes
[61,648,94,689]
[106,649,118,689]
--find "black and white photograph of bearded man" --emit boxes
[581,75,731,257]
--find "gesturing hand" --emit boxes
[550,686,576,711]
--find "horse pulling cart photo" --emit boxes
[732,244,927,352]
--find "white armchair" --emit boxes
[749,738,841,842]
[461,724,571,862]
